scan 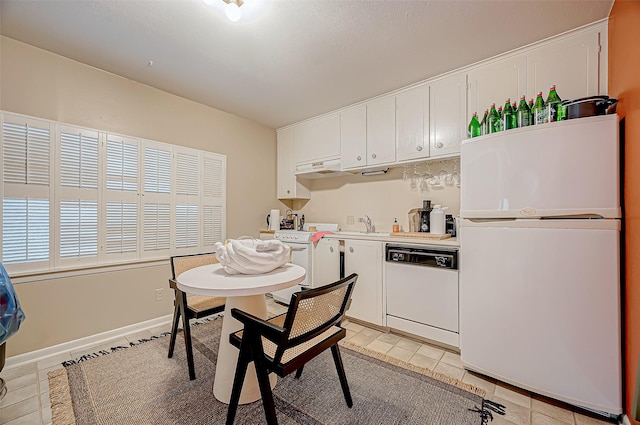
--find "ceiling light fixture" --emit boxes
[223,0,243,22]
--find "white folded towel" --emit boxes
[214,239,291,275]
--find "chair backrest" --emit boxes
[273,273,357,363]
[171,252,218,280]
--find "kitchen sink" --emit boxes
[334,231,390,237]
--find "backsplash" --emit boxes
[283,160,461,233]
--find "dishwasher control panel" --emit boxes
[385,244,458,269]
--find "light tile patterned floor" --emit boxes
[0,297,617,425]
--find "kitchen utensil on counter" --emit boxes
[408,208,421,232]
[561,96,618,120]
[267,209,281,231]
[429,205,447,235]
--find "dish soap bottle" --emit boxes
[392,218,399,233]
[429,205,447,235]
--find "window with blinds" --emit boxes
[1,115,53,272]
[0,111,226,274]
[57,125,99,267]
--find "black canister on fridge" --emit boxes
[420,200,432,232]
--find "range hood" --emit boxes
[295,158,354,179]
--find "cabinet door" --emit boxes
[340,105,367,170]
[430,73,467,157]
[344,240,383,325]
[467,55,527,122]
[396,85,429,161]
[277,127,310,200]
[526,30,601,103]
[366,96,396,166]
[295,113,341,164]
[312,238,340,287]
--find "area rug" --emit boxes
[48,316,505,424]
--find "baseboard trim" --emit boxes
[4,314,173,370]
[622,414,631,425]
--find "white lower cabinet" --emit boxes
[344,239,383,326]
[312,238,340,287]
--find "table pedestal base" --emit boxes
[213,294,277,404]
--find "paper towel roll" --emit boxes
[269,209,280,231]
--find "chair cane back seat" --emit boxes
[168,253,225,380]
[226,273,358,425]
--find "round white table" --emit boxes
[176,262,306,404]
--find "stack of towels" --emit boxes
[214,239,291,275]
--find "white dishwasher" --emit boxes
[385,244,459,348]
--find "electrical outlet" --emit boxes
[155,288,163,301]
[346,215,355,225]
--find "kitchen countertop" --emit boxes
[323,232,460,248]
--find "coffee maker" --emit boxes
[419,200,432,232]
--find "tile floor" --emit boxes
[0,297,617,425]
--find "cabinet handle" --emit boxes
[416,145,423,151]
[287,189,290,194]
[349,247,354,253]
[356,155,361,161]
[371,153,377,159]
[436,142,444,149]
[330,247,334,253]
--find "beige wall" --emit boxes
[0,36,280,356]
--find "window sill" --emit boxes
[10,258,170,284]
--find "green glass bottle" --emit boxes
[489,103,501,133]
[544,85,562,123]
[479,109,489,135]
[497,106,504,132]
[468,112,481,138]
[516,95,531,127]
[528,98,534,124]
[502,99,517,130]
[533,92,546,125]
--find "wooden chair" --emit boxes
[168,253,226,380]
[226,273,358,425]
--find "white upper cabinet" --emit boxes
[341,96,396,170]
[295,113,340,165]
[277,127,310,200]
[396,84,429,161]
[340,105,367,170]
[430,72,467,157]
[366,96,396,166]
[468,55,527,119]
[526,30,602,103]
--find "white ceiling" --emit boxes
[0,0,613,129]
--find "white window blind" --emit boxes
[60,128,98,189]
[2,198,49,263]
[106,135,138,192]
[174,148,201,252]
[57,125,99,266]
[1,115,53,271]
[59,199,98,258]
[202,153,226,248]
[143,202,171,252]
[144,146,171,194]
[141,141,172,258]
[105,201,137,254]
[1,111,227,273]
[103,134,139,261]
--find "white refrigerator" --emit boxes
[459,114,622,418]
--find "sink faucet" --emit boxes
[358,215,373,233]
